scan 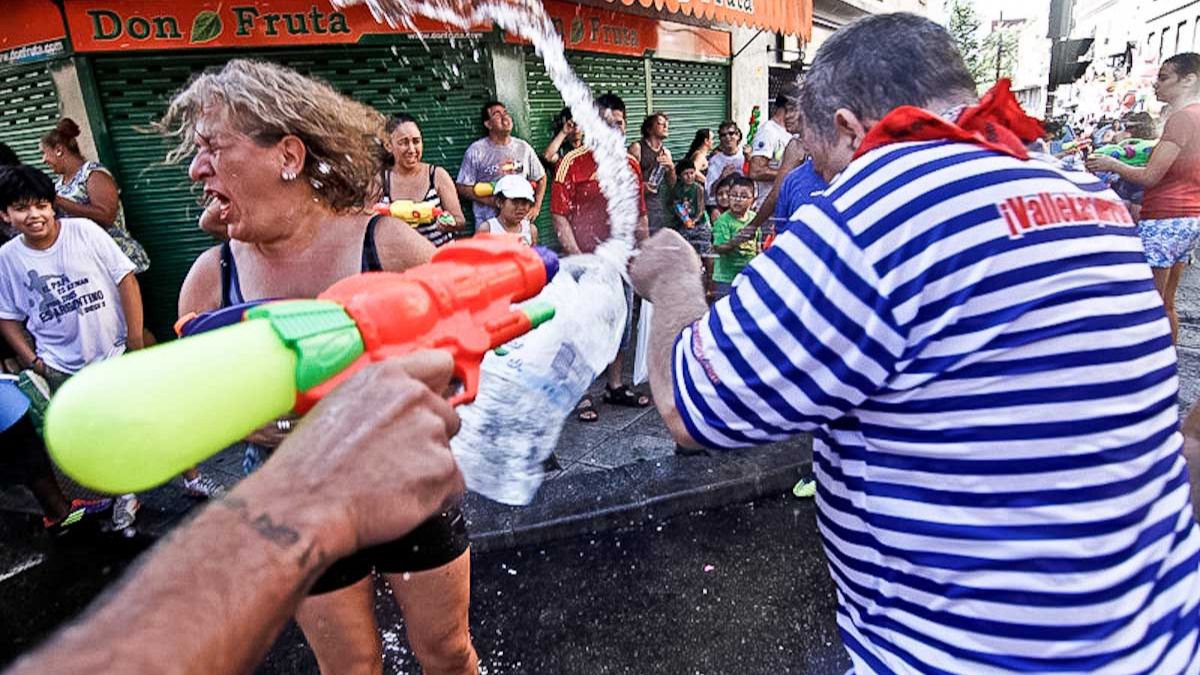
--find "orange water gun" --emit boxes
[45,235,559,493]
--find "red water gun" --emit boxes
[47,235,560,493]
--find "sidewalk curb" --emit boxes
[463,438,812,553]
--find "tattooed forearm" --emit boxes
[219,497,301,549]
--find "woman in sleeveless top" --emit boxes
[40,118,150,274]
[167,60,478,675]
[379,113,466,247]
[1087,52,1200,345]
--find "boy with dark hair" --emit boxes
[709,175,759,299]
[0,165,144,529]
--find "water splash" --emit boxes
[333,0,640,258]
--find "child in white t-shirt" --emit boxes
[476,174,538,246]
[0,165,146,529]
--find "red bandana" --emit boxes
[853,79,1045,161]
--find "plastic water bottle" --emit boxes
[451,255,628,505]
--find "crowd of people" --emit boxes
[4,10,1200,675]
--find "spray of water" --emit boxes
[333,0,640,266]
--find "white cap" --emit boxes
[494,174,535,202]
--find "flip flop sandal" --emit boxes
[576,394,599,422]
[603,385,651,408]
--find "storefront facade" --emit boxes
[0,0,70,170]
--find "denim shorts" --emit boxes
[1138,217,1200,267]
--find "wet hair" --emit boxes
[800,13,976,145]
[686,129,711,159]
[41,118,82,156]
[1122,111,1157,139]
[480,100,506,131]
[0,142,18,166]
[640,112,668,139]
[0,165,56,211]
[156,59,385,213]
[596,93,626,114]
[385,112,419,134]
[1164,53,1200,83]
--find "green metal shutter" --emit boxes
[650,59,729,161]
[0,62,61,170]
[90,43,493,339]
[524,50,648,248]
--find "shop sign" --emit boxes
[1,0,69,68]
[507,0,730,60]
[63,0,487,52]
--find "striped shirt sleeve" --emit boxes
[673,198,907,448]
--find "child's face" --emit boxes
[498,196,533,224]
[5,199,58,245]
[680,168,696,185]
[715,187,730,208]
[727,187,754,217]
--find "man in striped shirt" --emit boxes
[631,13,1200,674]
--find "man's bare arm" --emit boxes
[4,355,464,675]
[552,214,583,255]
[631,230,707,447]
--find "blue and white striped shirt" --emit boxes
[673,140,1200,673]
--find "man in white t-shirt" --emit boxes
[456,101,548,225]
[0,165,143,387]
[705,120,747,208]
[747,88,797,209]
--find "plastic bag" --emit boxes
[632,300,653,386]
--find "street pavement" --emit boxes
[0,494,848,675]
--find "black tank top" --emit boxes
[380,165,453,248]
[219,214,384,308]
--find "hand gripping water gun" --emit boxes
[673,201,695,229]
[374,199,453,228]
[43,235,559,494]
[1092,139,1155,167]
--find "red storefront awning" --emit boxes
[603,0,811,40]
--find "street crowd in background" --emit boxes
[2,14,1200,673]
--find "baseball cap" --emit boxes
[494,174,535,202]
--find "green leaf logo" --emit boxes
[190,10,223,44]
[569,18,584,44]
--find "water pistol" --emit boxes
[42,235,559,494]
[743,105,761,174]
[746,105,761,144]
[1092,139,1155,167]
[374,199,455,228]
[673,201,695,229]
[473,179,538,199]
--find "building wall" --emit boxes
[1142,0,1200,61]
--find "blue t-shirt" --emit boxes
[770,159,827,235]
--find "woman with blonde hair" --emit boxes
[163,59,478,675]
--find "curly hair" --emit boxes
[155,59,385,212]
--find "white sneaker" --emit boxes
[111,494,140,530]
[183,474,226,499]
